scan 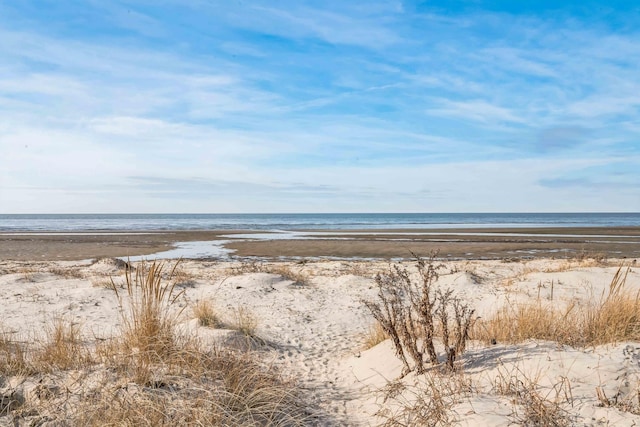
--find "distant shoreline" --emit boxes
[1,226,639,261]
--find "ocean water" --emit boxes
[1,213,639,232]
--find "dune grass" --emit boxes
[476,265,637,347]
[1,261,312,426]
[193,298,220,327]
[229,261,310,286]
[363,323,388,349]
[492,363,572,426]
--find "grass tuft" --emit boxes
[1,260,313,425]
[110,261,186,361]
[363,323,388,349]
[232,306,259,338]
[493,363,572,426]
[36,318,89,371]
[193,299,220,327]
[0,330,30,378]
[377,369,473,426]
[476,265,638,346]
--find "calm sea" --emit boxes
[1,213,639,232]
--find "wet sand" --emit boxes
[1,227,639,261]
[0,231,238,261]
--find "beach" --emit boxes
[2,222,640,425]
[2,255,640,425]
[2,225,640,424]
[1,226,639,261]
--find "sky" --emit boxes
[0,0,639,213]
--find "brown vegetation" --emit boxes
[364,255,476,376]
[0,261,312,426]
[476,265,637,346]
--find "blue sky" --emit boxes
[0,1,638,213]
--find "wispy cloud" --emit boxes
[0,1,638,212]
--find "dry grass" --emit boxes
[340,262,375,278]
[110,261,186,361]
[493,363,572,426]
[47,266,84,279]
[267,265,309,287]
[363,323,388,349]
[170,263,197,287]
[35,318,90,372]
[91,277,118,288]
[476,265,638,347]
[193,299,219,327]
[227,260,269,275]
[1,261,313,426]
[228,261,310,286]
[18,267,38,282]
[0,331,30,378]
[376,369,473,426]
[596,383,640,415]
[232,306,259,338]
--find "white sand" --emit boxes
[1,257,640,425]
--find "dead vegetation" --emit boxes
[47,266,85,279]
[193,298,219,327]
[376,369,474,426]
[231,306,259,339]
[0,261,314,426]
[363,255,476,376]
[229,261,310,286]
[476,265,639,347]
[363,323,388,349]
[492,363,573,426]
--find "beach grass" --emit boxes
[0,261,311,426]
[475,265,638,346]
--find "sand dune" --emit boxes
[1,257,640,425]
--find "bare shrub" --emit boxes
[363,255,476,376]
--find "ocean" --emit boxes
[1,213,639,232]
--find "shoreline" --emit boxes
[1,226,639,261]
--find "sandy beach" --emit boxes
[2,250,640,425]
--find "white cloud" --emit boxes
[1,2,639,213]
[427,99,526,124]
